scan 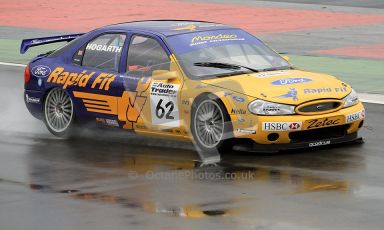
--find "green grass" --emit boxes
[0,39,65,64]
[289,55,384,94]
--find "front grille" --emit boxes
[289,125,349,143]
[298,101,341,114]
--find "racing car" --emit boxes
[22,20,365,154]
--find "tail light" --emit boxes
[24,64,31,84]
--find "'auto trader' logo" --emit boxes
[32,65,51,78]
[272,78,312,86]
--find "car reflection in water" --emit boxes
[25,130,365,219]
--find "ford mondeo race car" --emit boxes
[22,20,365,154]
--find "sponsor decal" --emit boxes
[190,34,244,46]
[174,129,182,134]
[105,119,119,127]
[195,84,208,89]
[135,124,147,129]
[169,29,260,54]
[85,43,122,53]
[173,22,226,31]
[47,67,116,90]
[275,87,298,101]
[96,118,119,127]
[25,94,40,104]
[29,35,80,45]
[182,99,190,106]
[237,128,256,134]
[73,77,151,130]
[232,96,245,102]
[32,65,52,86]
[119,75,140,81]
[32,65,51,78]
[271,78,312,86]
[174,24,197,32]
[309,140,331,147]
[346,110,365,123]
[252,71,287,78]
[262,122,302,131]
[304,87,347,94]
[150,82,180,128]
[306,117,341,129]
[238,118,246,123]
[223,91,233,96]
[231,108,246,115]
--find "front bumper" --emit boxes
[233,132,363,153]
[233,102,365,146]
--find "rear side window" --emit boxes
[79,33,126,72]
[50,35,85,58]
[126,35,170,72]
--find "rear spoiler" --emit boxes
[20,33,84,54]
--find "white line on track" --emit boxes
[0,61,383,104]
[359,93,384,105]
[0,61,26,67]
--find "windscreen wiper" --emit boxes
[258,66,294,72]
[194,62,260,73]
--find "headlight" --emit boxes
[248,99,295,115]
[342,89,359,108]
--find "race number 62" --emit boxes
[155,99,174,119]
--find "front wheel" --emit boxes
[191,95,233,155]
[44,88,75,137]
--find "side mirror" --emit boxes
[282,55,290,62]
[152,70,177,81]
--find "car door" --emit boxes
[120,34,185,135]
[66,32,128,125]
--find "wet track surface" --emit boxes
[1,65,384,229]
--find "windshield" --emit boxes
[167,29,291,79]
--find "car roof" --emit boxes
[103,20,236,37]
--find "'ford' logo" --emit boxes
[31,65,51,78]
[233,96,245,102]
[272,78,312,86]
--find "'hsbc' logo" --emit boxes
[262,122,302,131]
[346,110,365,123]
[289,123,300,130]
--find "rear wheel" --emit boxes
[44,88,75,137]
[191,94,233,155]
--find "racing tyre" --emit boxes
[191,94,233,155]
[44,88,75,138]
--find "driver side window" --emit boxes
[126,35,170,73]
[77,33,126,72]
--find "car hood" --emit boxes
[201,69,351,105]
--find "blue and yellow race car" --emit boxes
[22,20,365,154]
